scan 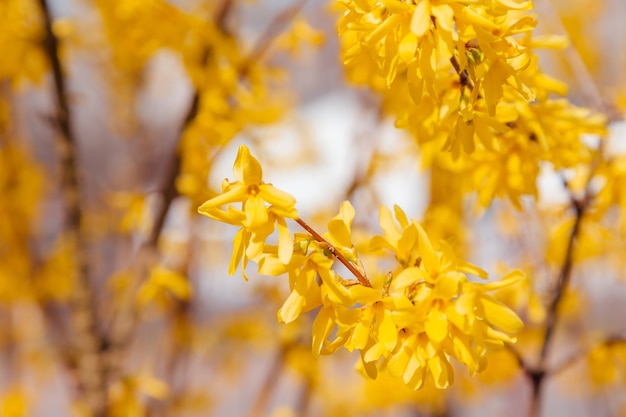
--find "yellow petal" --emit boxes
[348,285,381,304]
[359,350,378,379]
[451,331,479,374]
[387,338,412,377]
[319,269,352,306]
[416,224,439,274]
[244,195,269,229]
[480,270,525,291]
[379,206,400,243]
[233,145,263,185]
[479,294,524,333]
[198,184,247,211]
[433,272,461,300]
[363,341,386,363]
[257,255,286,276]
[377,307,398,351]
[277,216,293,264]
[259,184,297,210]
[228,228,247,277]
[328,201,355,247]
[369,235,394,252]
[393,205,409,228]
[411,0,431,37]
[391,267,427,289]
[425,308,448,343]
[345,320,370,351]
[455,290,477,315]
[403,349,425,388]
[198,206,245,225]
[431,4,453,31]
[428,354,453,389]
[278,290,304,323]
[150,267,191,300]
[457,259,488,279]
[397,224,418,262]
[312,306,334,357]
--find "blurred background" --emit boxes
[1,0,626,416]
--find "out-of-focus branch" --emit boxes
[450,55,473,90]
[535,0,620,120]
[36,0,108,415]
[551,335,626,376]
[242,0,309,70]
[147,0,234,248]
[148,0,307,247]
[527,188,591,417]
[539,195,588,363]
[247,345,289,417]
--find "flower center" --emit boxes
[248,184,260,196]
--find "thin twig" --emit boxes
[295,218,372,287]
[551,335,626,377]
[242,0,310,70]
[539,196,587,362]
[526,195,586,417]
[534,0,617,119]
[450,55,473,91]
[36,0,108,415]
[247,346,289,417]
[147,0,234,247]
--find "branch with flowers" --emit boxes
[199,145,525,389]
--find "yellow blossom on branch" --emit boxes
[198,145,298,278]
[198,146,525,390]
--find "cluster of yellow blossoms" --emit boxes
[337,0,606,208]
[0,0,47,87]
[200,145,524,389]
[92,0,299,206]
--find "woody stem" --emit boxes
[295,218,372,287]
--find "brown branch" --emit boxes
[149,0,305,246]
[539,196,587,362]
[526,187,592,417]
[534,0,620,120]
[551,335,626,377]
[36,0,108,415]
[242,0,309,69]
[450,55,473,91]
[295,218,372,287]
[147,1,233,248]
[247,346,288,417]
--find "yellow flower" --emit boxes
[198,145,298,276]
[368,206,524,389]
[199,145,297,226]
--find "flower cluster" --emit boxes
[198,145,298,279]
[0,0,47,87]
[199,145,524,389]
[337,0,606,209]
[91,1,307,205]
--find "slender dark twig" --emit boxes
[551,336,626,377]
[527,193,589,417]
[147,0,233,247]
[37,0,108,415]
[242,0,309,70]
[450,55,473,90]
[295,218,372,287]
[539,198,587,362]
[247,346,289,417]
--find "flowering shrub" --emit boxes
[1,0,625,416]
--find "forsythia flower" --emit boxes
[198,145,297,278]
[199,146,525,390]
[337,0,607,210]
